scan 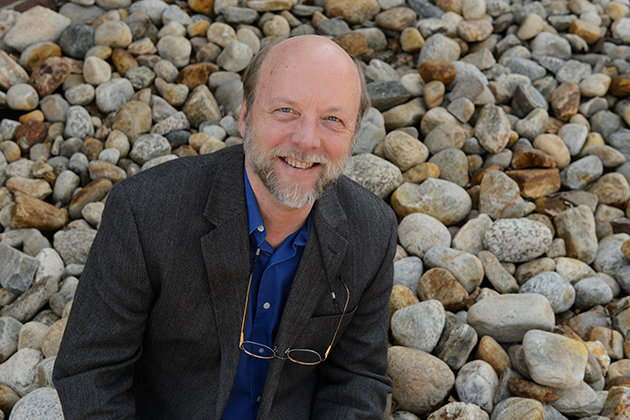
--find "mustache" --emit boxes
[269,148,331,165]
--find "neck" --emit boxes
[246,161,313,249]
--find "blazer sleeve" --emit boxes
[310,209,397,420]
[53,182,153,420]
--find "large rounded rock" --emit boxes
[9,387,63,420]
[398,213,451,258]
[455,360,499,412]
[483,218,553,263]
[391,179,471,225]
[423,246,484,293]
[343,153,403,199]
[388,346,455,416]
[391,300,446,353]
[519,271,575,313]
[467,294,555,343]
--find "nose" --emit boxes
[291,115,321,150]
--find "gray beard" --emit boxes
[243,130,348,209]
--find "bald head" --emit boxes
[241,36,370,135]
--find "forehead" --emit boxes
[254,40,361,112]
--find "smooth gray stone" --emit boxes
[367,81,411,112]
[316,18,350,36]
[37,356,55,388]
[560,155,603,190]
[53,229,97,266]
[506,58,546,80]
[0,317,22,363]
[0,348,42,397]
[9,387,63,419]
[354,107,386,155]
[433,313,478,370]
[394,257,424,293]
[0,277,59,323]
[511,83,548,118]
[408,0,444,17]
[594,233,630,277]
[428,148,469,187]
[343,154,402,199]
[574,277,614,309]
[520,271,575,313]
[391,300,446,353]
[591,110,622,141]
[398,213,451,259]
[130,133,171,165]
[467,294,555,343]
[455,360,498,412]
[64,106,94,139]
[0,244,38,295]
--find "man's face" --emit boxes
[240,39,361,209]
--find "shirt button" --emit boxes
[263,302,271,310]
[258,347,265,354]
[257,225,264,232]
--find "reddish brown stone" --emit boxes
[173,145,198,157]
[622,239,630,260]
[601,386,630,418]
[610,75,630,98]
[29,56,72,97]
[612,218,630,235]
[534,191,599,217]
[417,267,468,311]
[332,33,369,56]
[11,192,68,232]
[505,168,561,199]
[14,120,47,154]
[511,147,557,169]
[508,378,560,403]
[470,164,503,186]
[475,335,511,377]
[81,137,104,161]
[419,58,457,85]
[550,81,580,120]
[111,48,138,77]
[176,62,220,90]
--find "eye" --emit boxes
[280,108,292,113]
[326,116,340,122]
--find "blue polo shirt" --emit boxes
[222,167,311,419]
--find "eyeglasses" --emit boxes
[239,254,349,366]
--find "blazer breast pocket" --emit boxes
[291,306,358,354]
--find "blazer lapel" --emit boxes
[258,183,350,419]
[199,147,251,419]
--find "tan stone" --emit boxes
[389,284,419,319]
[400,27,424,53]
[88,160,127,183]
[18,110,45,124]
[11,192,67,232]
[550,82,580,120]
[20,42,62,73]
[622,239,630,260]
[29,56,71,97]
[423,80,445,109]
[176,62,219,90]
[610,74,630,97]
[5,177,52,200]
[511,147,557,169]
[475,335,511,377]
[0,384,19,416]
[332,33,368,56]
[82,138,104,161]
[188,0,214,15]
[403,162,440,184]
[417,267,469,312]
[40,317,67,358]
[419,59,457,85]
[569,19,601,44]
[111,48,138,77]
[68,178,113,219]
[517,13,544,40]
[324,0,381,25]
[533,134,571,169]
[457,19,493,42]
[505,168,561,199]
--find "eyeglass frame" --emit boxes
[238,262,350,366]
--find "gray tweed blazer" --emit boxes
[53,144,397,420]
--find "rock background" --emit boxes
[2,0,630,418]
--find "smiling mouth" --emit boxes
[281,156,319,169]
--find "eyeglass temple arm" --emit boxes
[240,248,261,346]
[324,278,350,359]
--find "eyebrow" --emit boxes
[268,96,349,115]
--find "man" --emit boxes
[54,35,397,420]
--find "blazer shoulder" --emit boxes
[333,175,397,228]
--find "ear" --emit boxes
[238,96,248,138]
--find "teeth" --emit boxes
[283,157,316,169]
